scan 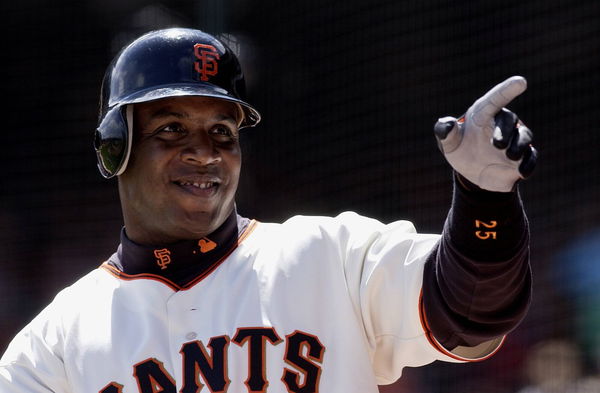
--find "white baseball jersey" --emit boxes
[0,212,503,393]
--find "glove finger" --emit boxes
[434,116,458,140]
[507,124,533,161]
[471,76,527,128]
[434,116,462,153]
[492,108,519,149]
[518,145,537,178]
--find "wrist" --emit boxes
[447,172,527,262]
[454,172,517,194]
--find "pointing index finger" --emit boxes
[470,76,527,127]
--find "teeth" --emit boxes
[178,181,216,189]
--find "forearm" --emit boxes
[422,173,532,349]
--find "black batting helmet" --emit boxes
[94,28,261,178]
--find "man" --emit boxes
[0,28,536,393]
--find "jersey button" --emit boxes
[186,332,198,340]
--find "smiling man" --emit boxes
[1,28,537,393]
[120,96,243,244]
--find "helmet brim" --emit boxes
[115,83,261,128]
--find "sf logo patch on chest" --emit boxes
[98,328,325,393]
[194,44,220,81]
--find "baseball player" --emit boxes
[0,28,536,393]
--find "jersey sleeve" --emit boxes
[333,211,492,384]
[0,293,71,393]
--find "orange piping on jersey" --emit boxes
[101,263,182,291]
[100,220,259,291]
[181,219,258,290]
[418,289,505,362]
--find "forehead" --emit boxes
[134,96,243,122]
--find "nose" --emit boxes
[180,134,221,166]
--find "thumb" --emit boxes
[434,116,461,153]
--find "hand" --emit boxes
[434,76,537,192]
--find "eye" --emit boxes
[210,125,238,142]
[154,123,187,140]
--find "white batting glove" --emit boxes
[434,76,537,192]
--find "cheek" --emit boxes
[226,152,242,186]
[123,147,172,195]
[129,143,173,176]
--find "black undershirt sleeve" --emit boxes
[422,173,532,350]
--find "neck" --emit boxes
[109,210,250,287]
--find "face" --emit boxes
[118,96,243,245]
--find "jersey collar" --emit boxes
[110,210,249,287]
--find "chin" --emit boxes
[178,208,230,238]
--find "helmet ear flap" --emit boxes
[94,105,132,178]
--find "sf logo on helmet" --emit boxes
[194,43,220,81]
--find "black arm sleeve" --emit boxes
[422,173,532,350]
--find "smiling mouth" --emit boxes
[176,180,218,189]
[173,178,221,196]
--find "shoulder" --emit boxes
[245,211,422,257]
[25,267,119,329]
[258,211,417,238]
[54,267,118,302]
[1,267,117,364]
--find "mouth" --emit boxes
[172,177,222,196]
[176,180,218,189]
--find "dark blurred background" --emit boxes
[1,1,599,392]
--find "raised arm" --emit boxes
[422,76,537,354]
